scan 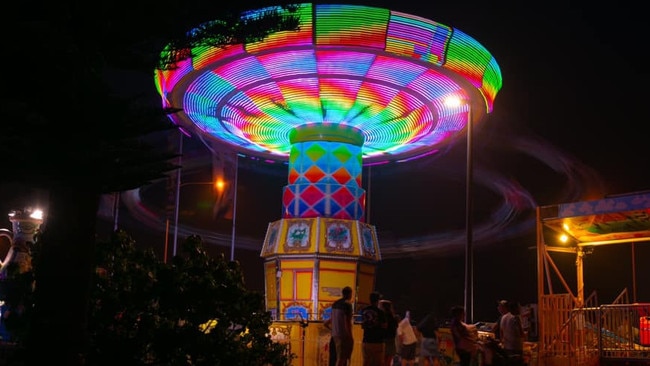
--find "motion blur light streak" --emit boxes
[111,120,601,257]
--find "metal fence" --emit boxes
[564,303,650,365]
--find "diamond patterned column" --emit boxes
[282,124,365,220]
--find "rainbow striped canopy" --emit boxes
[155,3,502,165]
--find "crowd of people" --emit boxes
[326,286,529,366]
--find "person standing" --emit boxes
[397,311,418,366]
[330,286,354,366]
[379,300,399,366]
[491,300,509,341]
[499,300,525,366]
[449,306,478,366]
[485,300,509,365]
[323,318,338,366]
[416,310,440,366]
[361,291,387,366]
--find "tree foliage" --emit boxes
[2,231,293,365]
[87,232,292,366]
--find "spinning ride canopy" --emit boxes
[155,3,502,165]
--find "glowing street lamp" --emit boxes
[179,179,226,191]
[171,179,226,258]
[214,178,225,192]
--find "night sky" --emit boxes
[2,1,648,324]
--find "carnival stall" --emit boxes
[536,191,650,366]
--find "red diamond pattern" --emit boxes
[300,185,325,206]
[301,208,320,218]
[288,168,300,184]
[282,189,295,206]
[332,210,350,219]
[331,186,355,207]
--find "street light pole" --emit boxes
[172,132,183,257]
[230,154,239,261]
[445,95,474,323]
[113,192,120,231]
[465,103,474,324]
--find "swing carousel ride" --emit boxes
[118,2,602,258]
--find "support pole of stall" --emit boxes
[632,243,637,303]
[576,248,584,307]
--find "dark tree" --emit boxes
[1,1,299,364]
[86,232,292,366]
[1,232,294,365]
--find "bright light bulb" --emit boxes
[215,178,225,192]
[444,95,464,108]
[30,209,44,220]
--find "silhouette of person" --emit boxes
[324,317,337,366]
[491,300,509,341]
[397,311,418,366]
[500,301,525,366]
[417,310,440,366]
[330,286,354,366]
[361,291,387,366]
[450,306,478,366]
[380,300,399,366]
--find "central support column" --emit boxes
[283,123,366,221]
[261,123,381,326]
